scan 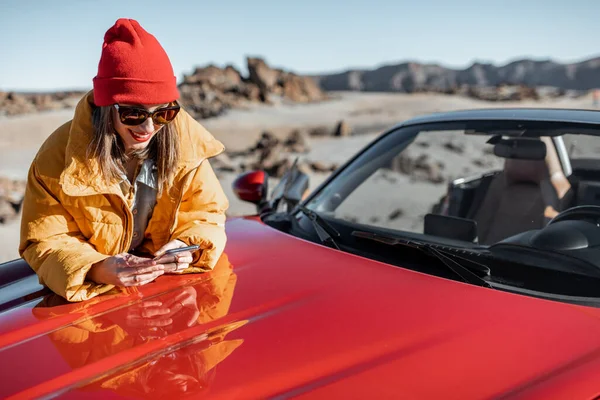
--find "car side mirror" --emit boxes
[232,170,267,205]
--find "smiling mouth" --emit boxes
[128,129,152,142]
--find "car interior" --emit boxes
[431,134,600,245]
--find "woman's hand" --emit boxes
[164,287,200,327]
[153,240,195,273]
[88,253,164,286]
[125,300,173,331]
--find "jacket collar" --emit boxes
[59,91,225,197]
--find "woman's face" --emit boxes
[112,103,168,153]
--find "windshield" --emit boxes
[304,122,600,247]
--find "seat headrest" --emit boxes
[504,158,549,184]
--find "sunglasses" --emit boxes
[114,102,180,126]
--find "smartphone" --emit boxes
[162,244,200,256]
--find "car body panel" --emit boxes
[2,217,600,399]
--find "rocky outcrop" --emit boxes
[0,91,84,117]
[386,153,445,184]
[213,130,338,178]
[246,57,326,103]
[6,55,596,119]
[1,58,327,119]
[0,177,25,224]
[333,120,352,137]
[307,120,353,138]
[178,57,327,119]
[313,57,600,97]
[177,64,256,119]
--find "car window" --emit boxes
[312,129,503,233]
[563,134,600,159]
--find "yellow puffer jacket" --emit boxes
[19,91,229,302]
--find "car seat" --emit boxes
[467,137,572,245]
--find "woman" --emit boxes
[19,18,229,302]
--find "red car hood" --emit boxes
[1,216,600,399]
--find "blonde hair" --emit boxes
[87,106,180,195]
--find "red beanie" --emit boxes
[93,18,179,106]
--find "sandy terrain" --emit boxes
[0,91,597,263]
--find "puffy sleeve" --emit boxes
[19,162,113,302]
[170,159,229,272]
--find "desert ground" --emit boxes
[0,91,597,263]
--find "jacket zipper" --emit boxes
[121,204,133,253]
[168,160,204,236]
[119,194,134,253]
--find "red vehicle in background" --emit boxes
[2,108,600,399]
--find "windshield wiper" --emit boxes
[352,230,492,288]
[294,204,341,250]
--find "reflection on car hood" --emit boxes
[1,217,600,399]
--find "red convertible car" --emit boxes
[2,108,600,399]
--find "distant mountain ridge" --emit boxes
[312,57,600,92]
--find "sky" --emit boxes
[1,0,599,91]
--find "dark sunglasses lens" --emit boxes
[153,107,180,124]
[119,108,148,126]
